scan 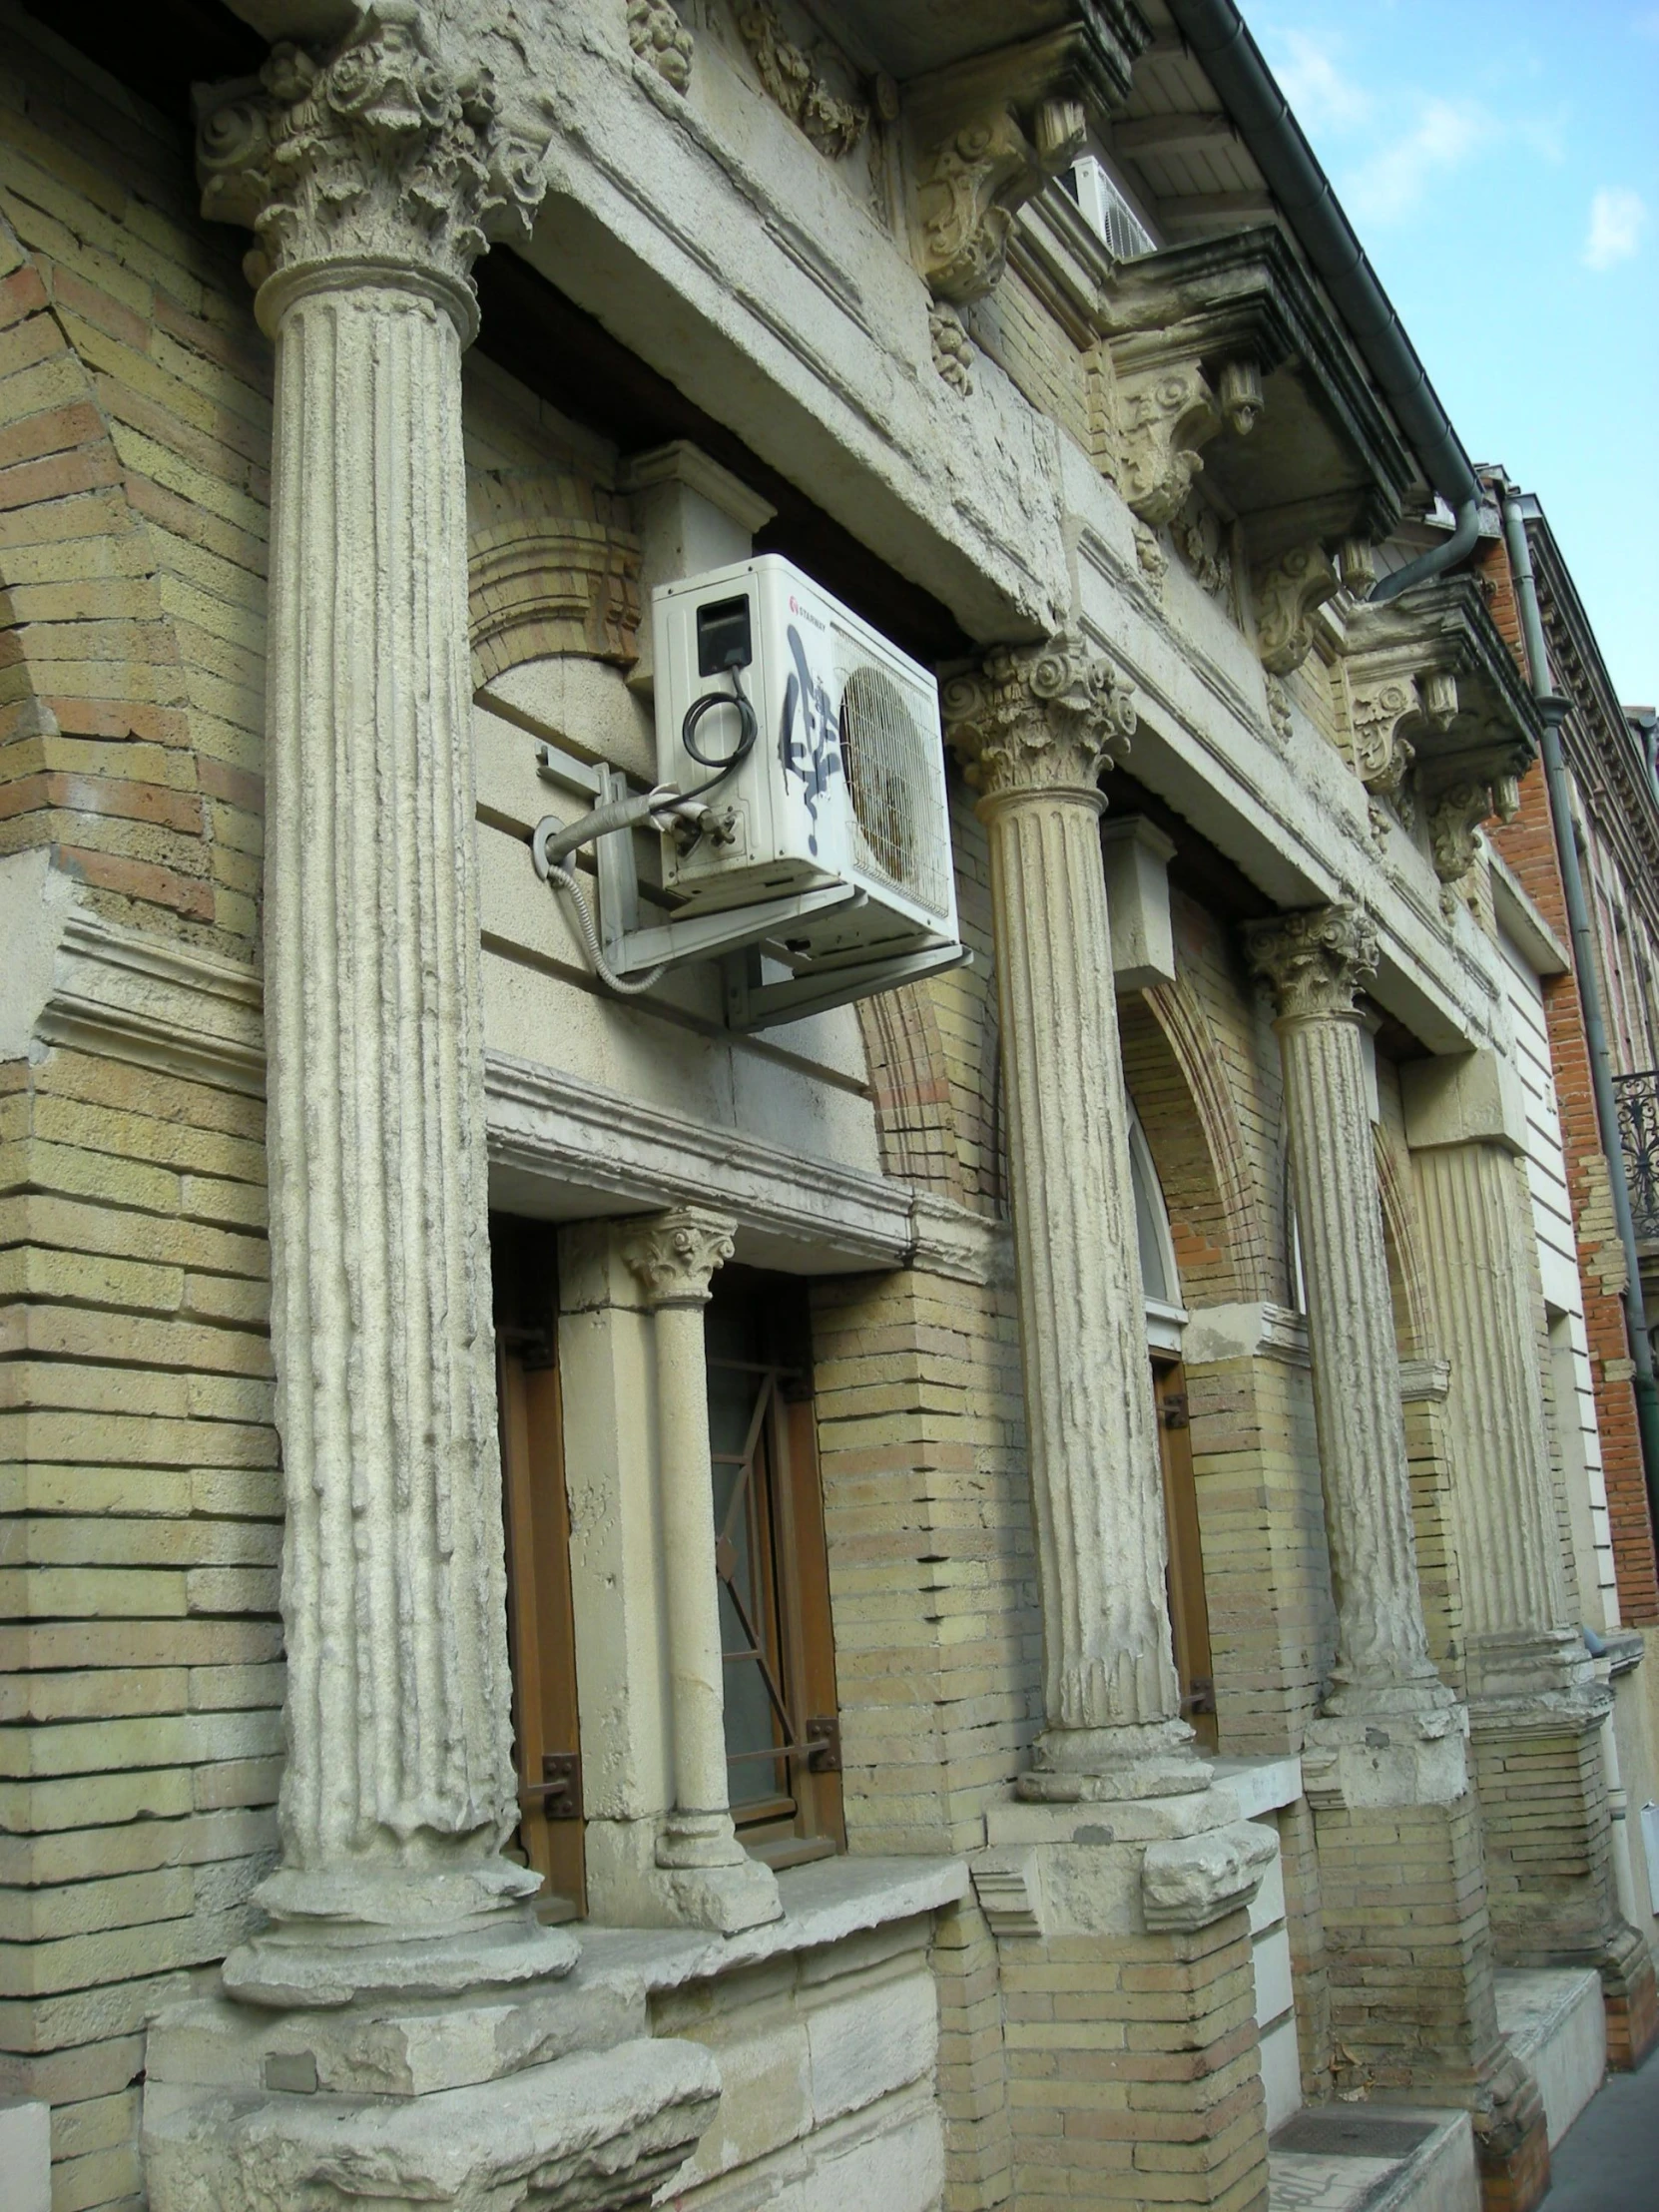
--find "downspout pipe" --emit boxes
[1501,487,1659,1561]
[1164,0,1480,601]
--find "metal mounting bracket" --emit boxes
[533,737,968,1015]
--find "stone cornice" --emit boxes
[195,1,557,316]
[941,633,1138,799]
[1101,228,1417,557]
[1246,903,1381,1022]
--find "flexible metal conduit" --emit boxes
[1501,487,1659,1544]
[1164,0,1480,600]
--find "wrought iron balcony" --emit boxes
[1617,1069,1659,1245]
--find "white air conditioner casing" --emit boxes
[652,555,959,968]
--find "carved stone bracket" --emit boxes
[1117,364,1220,529]
[196,0,556,309]
[916,93,1082,304]
[941,632,1137,800]
[1255,540,1339,676]
[628,0,694,92]
[1246,902,1380,1023]
[738,0,866,157]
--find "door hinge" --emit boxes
[1184,1678,1216,1718]
[805,1715,842,1773]
[524,1751,582,1821]
[1161,1390,1190,1430]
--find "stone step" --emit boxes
[1494,1964,1606,2148]
[1269,2105,1477,2212]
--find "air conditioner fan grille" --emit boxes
[834,647,950,920]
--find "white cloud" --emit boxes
[1271,29,1372,131]
[1344,99,1494,225]
[1583,187,1648,269]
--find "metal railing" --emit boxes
[1616,1069,1659,1244]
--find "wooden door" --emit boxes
[492,1217,584,1916]
[1153,1356,1217,1752]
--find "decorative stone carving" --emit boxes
[971,1851,1045,1937]
[917,94,1082,304]
[1263,675,1293,751]
[467,472,642,679]
[1348,678,1420,826]
[1117,363,1220,528]
[621,1210,783,1932]
[1177,500,1232,605]
[1216,356,1264,436]
[1132,517,1168,596]
[945,639,1198,1801]
[1247,901,1378,1022]
[927,300,974,395]
[1246,904,1453,1722]
[627,0,694,92]
[1255,540,1339,676]
[738,0,867,157]
[941,632,1137,799]
[195,1,556,304]
[1427,779,1498,884]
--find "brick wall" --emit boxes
[1481,536,1659,1624]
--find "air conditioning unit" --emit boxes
[651,555,960,971]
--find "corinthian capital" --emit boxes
[941,634,1137,801]
[622,1208,737,1309]
[1246,903,1380,1022]
[195,1,555,315]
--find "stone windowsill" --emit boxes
[1212,1755,1304,1820]
[577,1855,968,1995]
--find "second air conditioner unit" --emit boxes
[651,555,961,970]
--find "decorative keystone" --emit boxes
[1246,903,1380,1022]
[1141,1820,1277,1932]
[1255,540,1340,676]
[621,1207,736,1308]
[942,633,1137,800]
[195,0,556,309]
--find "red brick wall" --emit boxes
[1481,539,1659,1624]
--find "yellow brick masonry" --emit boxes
[0,1046,278,2212]
[0,6,270,964]
[811,1260,1032,2210]
[999,1911,1269,2210]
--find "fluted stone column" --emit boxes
[196,11,569,2002]
[943,638,1199,1802]
[622,1209,782,1933]
[1246,906,1452,1727]
[1404,1056,1652,2051]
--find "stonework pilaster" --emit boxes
[944,638,1198,1801]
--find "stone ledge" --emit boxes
[576,1855,969,1996]
[1211,1755,1304,1821]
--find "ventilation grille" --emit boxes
[1066,155,1157,261]
[831,635,951,922]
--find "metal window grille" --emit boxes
[1616,1068,1659,1244]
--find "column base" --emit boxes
[980,1786,1274,2208]
[1016,1716,1211,1803]
[223,1862,578,2010]
[584,1814,783,1934]
[141,1981,717,2212]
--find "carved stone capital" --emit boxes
[622,1207,737,1308]
[1117,365,1220,529]
[1247,903,1380,1022]
[195,1,556,321]
[1255,540,1339,677]
[942,634,1137,801]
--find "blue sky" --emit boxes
[1247,4,1658,704]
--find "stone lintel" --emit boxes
[1180,1300,1311,1370]
[1400,1048,1528,1157]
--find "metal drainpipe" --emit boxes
[1165,0,1480,601]
[1501,487,1659,1555]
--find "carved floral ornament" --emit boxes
[941,634,1138,802]
[621,1207,737,1308]
[628,0,694,93]
[1246,902,1381,1023]
[195,1,556,311]
[738,0,868,158]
